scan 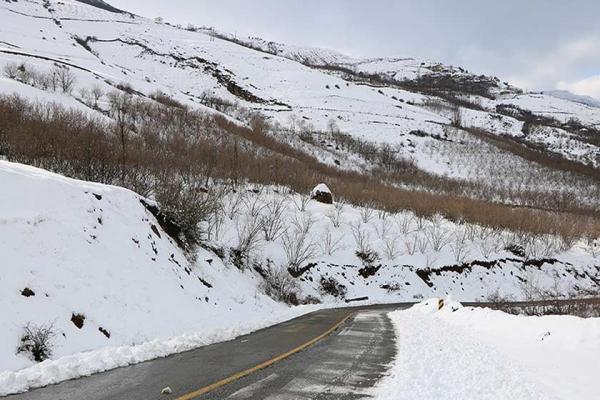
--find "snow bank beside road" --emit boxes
[0,160,323,395]
[0,304,319,396]
[375,299,600,400]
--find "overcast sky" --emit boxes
[110,0,600,99]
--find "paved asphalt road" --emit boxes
[7,304,409,400]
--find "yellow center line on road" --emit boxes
[175,313,353,400]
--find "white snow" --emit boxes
[374,299,600,400]
[0,304,318,396]
[0,0,599,395]
[311,183,331,195]
[2,159,596,395]
[0,160,322,395]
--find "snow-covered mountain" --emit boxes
[542,90,600,109]
[1,0,599,393]
[1,0,599,212]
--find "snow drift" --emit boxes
[374,298,600,400]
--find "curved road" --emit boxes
[7,305,408,400]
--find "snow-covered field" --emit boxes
[374,299,600,400]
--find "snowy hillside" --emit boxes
[543,90,600,109]
[1,1,600,394]
[0,160,320,392]
[1,159,599,394]
[1,0,599,181]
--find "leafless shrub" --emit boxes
[32,70,51,90]
[150,90,186,109]
[417,234,429,253]
[319,225,344,256]
[282,221,317,272]
[15,63,33,84]
[234,213,264,266]
[394,212,414,234]
[327,201,344,228]
[404,234,419,255]
[205,203,225,241]
[290,193,311,212]
[425,252,438,268]
[53,65,76,94]
[450,105,463,128]
[383,236,401,260]
[79,88,91,105]
[486,287,515,308]
[585,238,600,258]
[3,62,19,79]
[478,235,502,258]
[359,204,375,223]
[381,282,402,294]
[242,192,266,219]
[17,322,58,362]
[91,85,103,107]
[425,215,451,251]
[414,215,427,230]
[519,272,544,301]
[260,196,287,241]
[376,209,388,220]
[259,261,299,305]
[374,216,391,239]
[349,221,371,254]
[154,175,222,249]
[523,234,560,259]
[451,227,471,263]
[225,190,246,220]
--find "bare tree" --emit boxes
[425,215,451,251]
[359,204,375,224]
[450,227,471,263]
[91,85,103,107]
[290,193,311,212]
[374,216,391,240]
[327,200,344,228]
[383,236,401,260]
[108,91,135,185]
[53,65,76,94]
[404,234,418,255]
[234,213,264,267]
[3,62,19,79]
[261,196,287,241]
[319,225,344,256]
[349,221,371,254]
[394,212,414,234]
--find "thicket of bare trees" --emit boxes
[4,62,76,94]
[1,93,600,246]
